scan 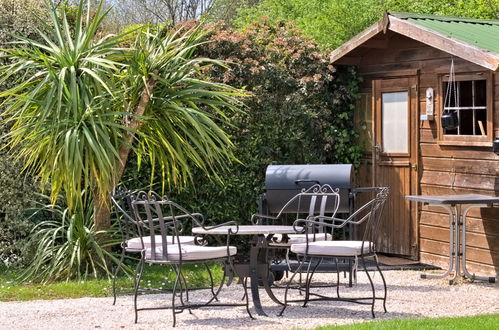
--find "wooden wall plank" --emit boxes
[420,143,499,160]
[420,210,499,235]
[419,184,499,196]
[420,238,499,266]
[420,252,498,276]
[420,224,499,251]
[420,171,499,191]
[420,129,438,143]
[421,157,499,176]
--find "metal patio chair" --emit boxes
[251,184,340,281]
[131,191,253,327]
[110,188,197,304]
[279,186,389,318]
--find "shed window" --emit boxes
[443,79,487,136]
[438,72,492,147]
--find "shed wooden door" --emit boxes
[373,77,419,258]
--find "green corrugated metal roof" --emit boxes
[390,12,499,54]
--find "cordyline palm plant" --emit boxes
[19,193,122,282]
[0,1,243,279]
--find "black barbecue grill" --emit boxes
[258,164,379,284]
[261,164,353,216]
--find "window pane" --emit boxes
[443,82,454,107]
[459,81,473,107]
[475,109,487,135]
[444,126,458,135]
[459,109,473,135]
[475,80,486,106]
[382,92,408,153]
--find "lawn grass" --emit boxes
[317,313,499,329]
[0,263,223,301]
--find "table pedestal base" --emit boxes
[420,204,495,284]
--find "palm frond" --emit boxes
[0,0,129,209]
[124,24,245,190]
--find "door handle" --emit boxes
[411,163,418,171]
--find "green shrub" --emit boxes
[0,0,50,268]
[18,193,121,283]
[0,153,36,267]
[122,19,362,228]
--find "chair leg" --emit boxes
[204,263,219,302]
[201,260,230,307]
[133,258,145,324]
[361,255,376,318]
[111,266,118,306]
[241,290,247,301]
[374,255,387,313]
[178,266,192,311]
[303,257,322,308]
[177,265,192,315]
[279,256,305,316]
[302,257,313,307]
[335,258,341,298]
[227,257,253,320]
[171,264,182,327]
[298,266,303,296]
[242,277,254,319]
[112,249,126,305]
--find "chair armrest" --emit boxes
[145,213,204,223]
[198,220,240,234]
[292,218,348,231]
[251,213,279,225]
[317,216,351,228]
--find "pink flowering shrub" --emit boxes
[197,19,362,166]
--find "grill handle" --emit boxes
[294,179,320,185]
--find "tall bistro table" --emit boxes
[405,194,499,284]
[192,225,301,316]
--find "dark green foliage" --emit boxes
[0,0,49,267]
[122,19,362,227]
[0,153,35,267]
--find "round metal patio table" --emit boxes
[192,225,302,316]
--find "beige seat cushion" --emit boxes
[268,233,332,247]
[145,244,237,261]
[126,235,196,250]
[290,240,374,256]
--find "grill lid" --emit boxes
[265,164,352,190]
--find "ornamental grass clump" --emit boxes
[18,194,122,282]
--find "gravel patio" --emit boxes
[1,269,498,329]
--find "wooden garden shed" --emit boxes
[330,13,499,276]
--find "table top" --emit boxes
[192,225,302,235]
[405,194,499,205]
